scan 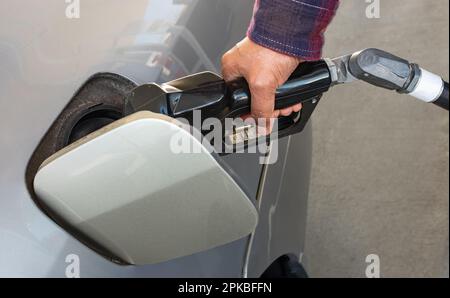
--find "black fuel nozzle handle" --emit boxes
[348,48,449,110]
[225,60,332,117]
[215,60,331,153]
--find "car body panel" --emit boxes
[0,0,311,277]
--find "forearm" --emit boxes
[247,0,340,60]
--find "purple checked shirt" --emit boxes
[247,0,340,60]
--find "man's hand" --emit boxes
[222,37,303,124]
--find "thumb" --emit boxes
[221,61,242,82]
[221,47,243,82]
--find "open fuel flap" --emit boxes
[26,73,258,265]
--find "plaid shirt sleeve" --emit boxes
[247,0,340,60]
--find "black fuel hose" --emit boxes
[433,81,449,110]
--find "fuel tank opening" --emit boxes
[26,72,136,194]
[65,105,122,145]
[25,73,137,265]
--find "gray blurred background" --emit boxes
[303,0,449,277]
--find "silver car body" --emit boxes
[0,0,312,277]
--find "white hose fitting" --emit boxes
[409,68,444,103]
